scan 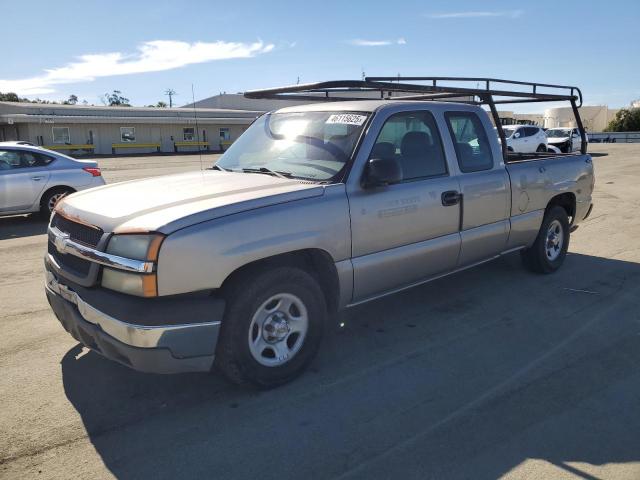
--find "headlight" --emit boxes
[102,234,164,297]
[106,234,163,261]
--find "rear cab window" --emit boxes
[445,112,494,173]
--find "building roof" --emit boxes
[0,101,261,125]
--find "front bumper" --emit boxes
[45,268,224,374]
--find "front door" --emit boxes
[348,110,461,301]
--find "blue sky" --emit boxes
[2,0,638,112]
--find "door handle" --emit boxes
[31,176,43,181]
[441,190,462,206]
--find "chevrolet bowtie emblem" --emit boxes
[54,231,71,254]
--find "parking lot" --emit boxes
[1,145,639,479]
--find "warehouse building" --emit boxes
[0,101,261,155]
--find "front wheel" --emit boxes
[536,144,547,153]
[521,206,570,273]
[215,266,326,388]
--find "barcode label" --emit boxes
[326,114,367,126]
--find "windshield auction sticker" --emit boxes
[326,114,367,126]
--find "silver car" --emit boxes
[0,142,105,217]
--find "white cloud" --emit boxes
[0,40,274,96]
[349,38,407,47]
[427,10,523,19]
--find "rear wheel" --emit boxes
[536,144,547,153]
[521,206,570,273]
[40,187,73,216]
[215,266,326,388]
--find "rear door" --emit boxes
[0,149,51,212]
[348,108,461,301]
[444,111,510,266]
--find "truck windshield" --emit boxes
[215,111,370,181]
[546,129,571,138]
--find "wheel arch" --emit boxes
[39,184,76,208]
[546,192,576,222]
[220,248,341,315]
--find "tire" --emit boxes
[40,187,73,216]
[215,266,326,388]
[521,206,570,273]
[536,144,547,153]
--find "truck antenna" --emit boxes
[191,84,203,171]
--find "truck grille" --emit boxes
[49,213,104,277]
[50,213,103,247]
[48,241,91,275]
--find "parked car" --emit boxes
[501,125,548,153]
[545,127,585,153]
[44,94,594,387]
[0,143,104,217]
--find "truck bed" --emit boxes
[505,152,594,223]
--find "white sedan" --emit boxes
[0,142,105,217]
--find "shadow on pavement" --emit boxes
[0,214,48,240]
[61,252,640,479]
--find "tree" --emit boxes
[64,94,78,105]
[0,92,20,102]
[102,90,130,106]
[604,108,640,132]
[156,101,168,108]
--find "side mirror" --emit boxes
[514,132,521,139]
[364,157,402,188]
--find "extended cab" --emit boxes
[45,80,594,387]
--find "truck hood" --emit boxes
[56,170,325,234]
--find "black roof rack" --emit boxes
[245,76,587,158]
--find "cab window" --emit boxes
[445,112,494,173]
[370,111,447,181]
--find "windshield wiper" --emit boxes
[210,164,230,172]
[241,167,294,179]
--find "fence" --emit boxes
[588,132,640,143]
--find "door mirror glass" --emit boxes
[513,132,520,138]
[364,157,402,187]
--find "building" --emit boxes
[0,101,261,155]
[542,105,620,131]
[497,105,620,131]
[497,111,546,126]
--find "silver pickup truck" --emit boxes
[45,79,594,387]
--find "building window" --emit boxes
[183,127,195,141]
[219,128,230,141]
[120,127,136,142]
[52,127,70,144]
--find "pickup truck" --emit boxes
[45,94,595,387]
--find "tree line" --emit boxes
[0,90,169,108]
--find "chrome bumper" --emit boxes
[45,271,221,373]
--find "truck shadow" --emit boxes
[61,251,640,479]
[0,214,48,240]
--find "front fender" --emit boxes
[156,184,351,296]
